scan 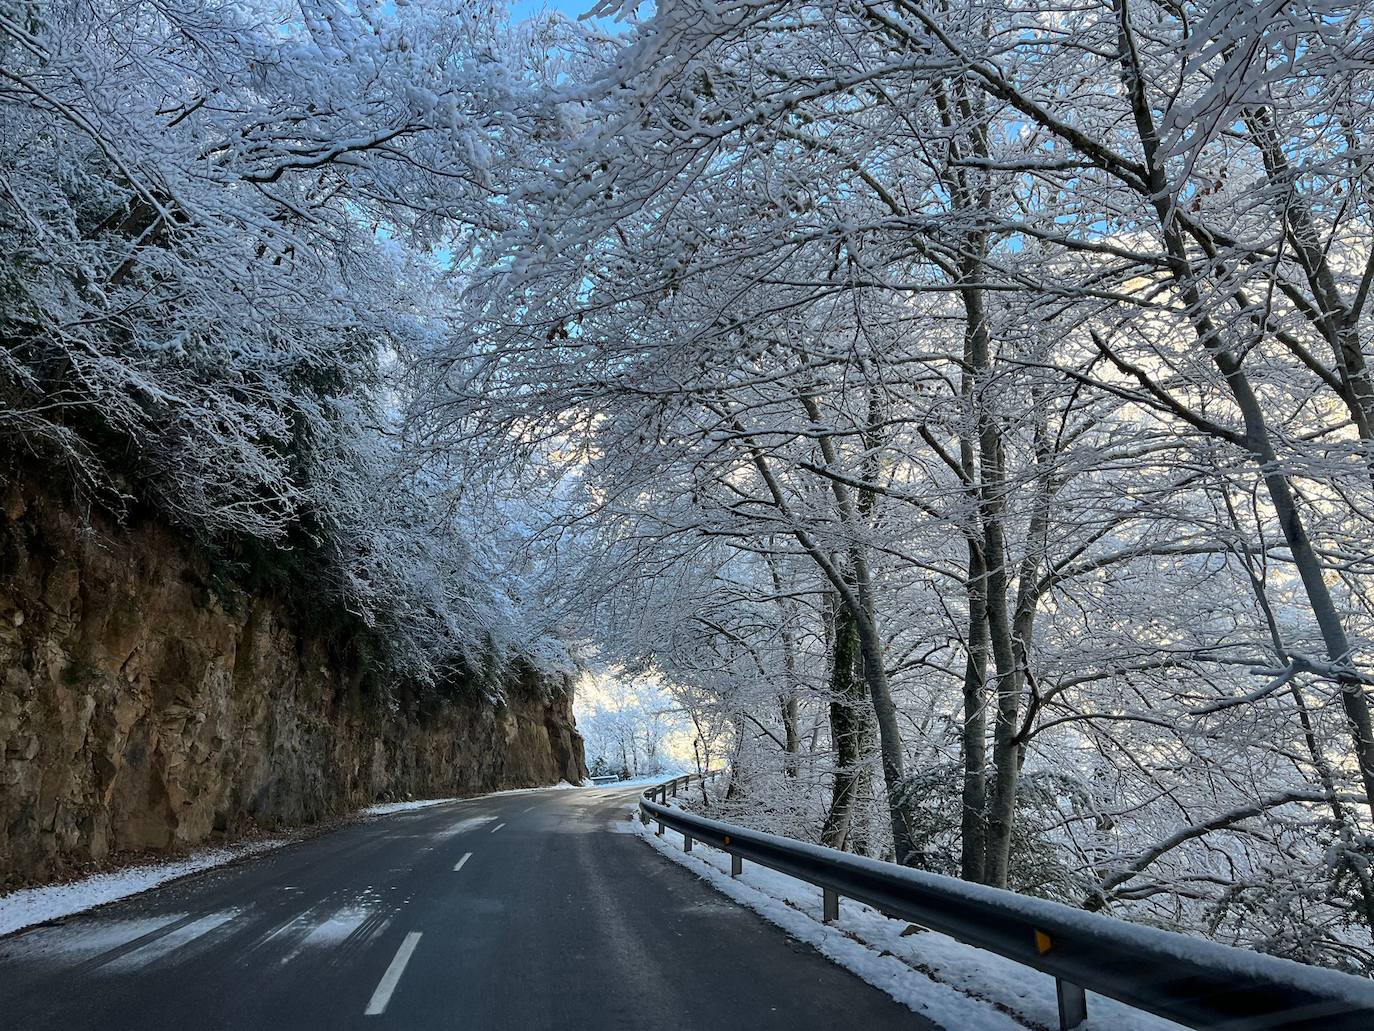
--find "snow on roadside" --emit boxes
[359,797,459,815]
[0,782,583,937]
[0,838,284,937]
[631,808,1187,1031]
[603,774,689,787]
[469,779,600,797]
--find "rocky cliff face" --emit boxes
[0,476,586,887]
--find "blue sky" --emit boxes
[511,0,637,25]
[512,0,585,13]
[511,0,595,18]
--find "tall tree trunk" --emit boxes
[981,511,1019,887]
[959,261,1021,889]
[734,396,915,865]
[995,399,1057,878]
[821,587,871,850]
[960,537,989,883]
[796,392,917,864]
[849,558,915,863]
[768,553,803,778]
[928,70,1024,886]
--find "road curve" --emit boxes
[0,786,934,1029]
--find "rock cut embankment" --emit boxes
[0,475,586,887]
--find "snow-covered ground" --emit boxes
[360,798,460,816]
[456,780,591,799]
[0,839,284,938]
[593,774,686,788]
[631,807,1187,1031]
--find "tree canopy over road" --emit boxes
[6,0,1374,974]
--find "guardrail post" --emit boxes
[1056,979,1087,1031]
[683,833,693,853]
[731,855,742,878]
[656,819,664,836]
[823,888,839,923]
[671,780,678,797]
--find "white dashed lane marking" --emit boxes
[453,853,471,872]
[364,932,422,1016]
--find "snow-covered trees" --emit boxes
[9,0,1374,975]
[0,1,579,684]
[416,0,1374,971]
[577,675,698,780]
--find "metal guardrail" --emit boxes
[640,780,1374,1031]
[639,771,715,805]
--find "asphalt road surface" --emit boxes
[0,786,934,1030]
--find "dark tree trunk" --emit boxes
[820,589,871,850]
[960,538,989,883]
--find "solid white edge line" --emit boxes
[490,823,505,834]
[364,931,422,1016]
[453,852,472,872]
